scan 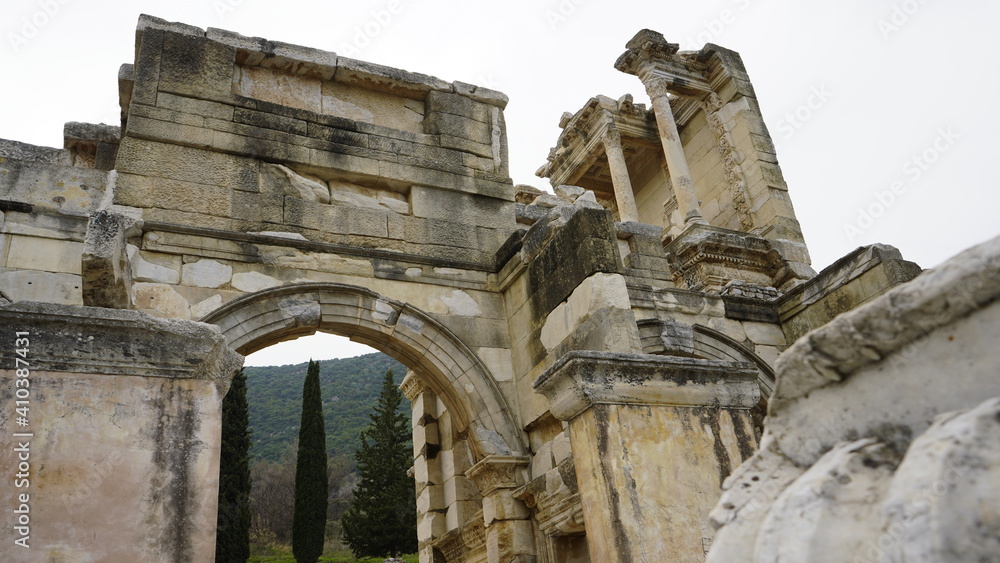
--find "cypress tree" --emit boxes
[292,360,328,563]
[216,369,252,563]
[341,369,417,557]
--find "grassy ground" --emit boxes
[249,558,417,563]
[248,543,417,563]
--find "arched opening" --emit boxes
[202,282,526,556]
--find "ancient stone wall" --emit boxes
[0,17,942,563]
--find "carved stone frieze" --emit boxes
[702,93,754,231]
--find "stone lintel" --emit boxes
[533,350,758,421]
[0,301,243,389]
[466,455,530,497]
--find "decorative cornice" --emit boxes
[533,350,759,421]
[663,223,786,290]
[0,301,243,390]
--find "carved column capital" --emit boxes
[644,76,672,100]
[399,370,428,401]
[601,125,622,148]
[465,455,530,497]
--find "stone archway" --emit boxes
[201,282,525,460]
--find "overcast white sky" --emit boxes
[2,0,996,365]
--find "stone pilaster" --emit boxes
[466,455,535,563]
[0,302,242,562]
[403,371,448,560]
[533,351,759,562]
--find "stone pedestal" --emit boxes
[533,351,759,562]
[0,302,242,562]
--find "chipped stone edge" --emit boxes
[135,14,507,106]
[770,234,1000,413]
[0,300,243,392]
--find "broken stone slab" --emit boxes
[81,208,143,309]
[64,122,121,146]
[136,13,204,37]
[452,81,509,109]
[269,163,330,204]
[0,138,72,165]
[751,438,900,563]
[573,190,604,210]
[877,396,1000,562]
[553,185,585,201]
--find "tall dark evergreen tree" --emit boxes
[216,369,252,563]
[292,360,328,563]
[341,369,417,557]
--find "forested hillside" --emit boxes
[244,353,408,461]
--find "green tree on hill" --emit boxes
[216,369,252,563]
[292,360,328,563]
[341,369,417,557]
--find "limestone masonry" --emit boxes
[1,15,997,563]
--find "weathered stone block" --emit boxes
[443,476,480,506]
[417,484,446,514]
[181,259,233,289]
[0,269,82,305]
[158,30,237,100]
[114,138,258,194]
[7,235,83,275]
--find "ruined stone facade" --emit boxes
[1,16,995,563]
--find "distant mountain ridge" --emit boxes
[244,353,408,462]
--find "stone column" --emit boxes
[466,455,535,563]
[645,77,706,227]
[600,122,640,223]
[533,351,759,563]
